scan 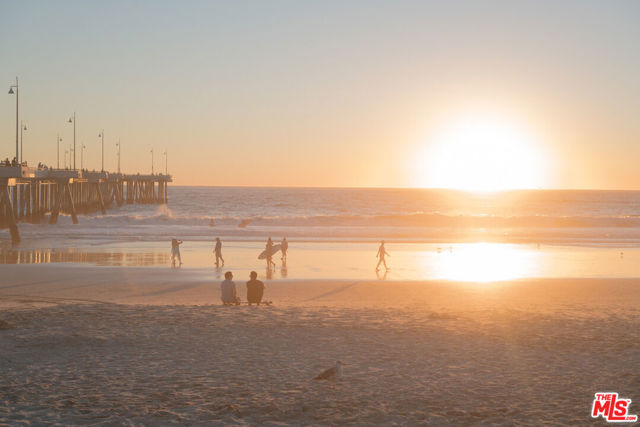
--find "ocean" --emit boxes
[8,187,640,245]
[3,187,640,280]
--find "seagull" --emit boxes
[314,361,345,380]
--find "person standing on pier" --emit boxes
[171,238,183,266]
[281,237,288,262]
[213,237,224,267]
[376,240,390,271]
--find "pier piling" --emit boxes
[1,166,172,243]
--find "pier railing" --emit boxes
[0,166,172,244]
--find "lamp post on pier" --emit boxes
[150,148,154,174]
[81,143,86,170]
[98,130,104,172]
[116,140,121,173]
[68,113,76,170]
[8,77,19,164]
[64,149,68,169]
[163,149,167,175]
[20,121,27,164]
[57,134,63,168]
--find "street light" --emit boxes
[8,77,19,164]
[81,143,86,170]
[163,149,168,175]
[98,130,104,172]
[20,121,27,165]
[150,148,154,174]
[116,140,121,174]
[57,134,63,169]
[68,113,76,170]
[64,149,68,169]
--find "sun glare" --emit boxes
[429,243,535,282]
[420,116,546,192]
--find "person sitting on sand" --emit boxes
[281,237,288,262]
[376,240,390,271]
[221,271,240,305]
[213,237,224,267]
[246,271,265,306]
[170,238,183,266]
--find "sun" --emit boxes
[419,115,546,192]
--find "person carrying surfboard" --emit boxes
[376,240,390,271]
[266,237,276,269]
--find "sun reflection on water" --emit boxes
[427,243,536,282]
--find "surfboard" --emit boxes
[258,244,281,260]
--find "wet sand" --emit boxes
[1,265,639,425]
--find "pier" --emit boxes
[0,165,172,244]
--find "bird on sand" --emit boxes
[314,361,345,380]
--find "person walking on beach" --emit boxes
[265,237,276,269]
[281,237,288,262]
[221,271,240,305]
[246,271,265,306]
[376,240,390,271]
[171,238,183,266]
[213,237,224,267]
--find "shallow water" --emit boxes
[2,241,638,281]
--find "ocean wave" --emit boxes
[43,211,640,229]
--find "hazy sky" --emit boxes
[1,0,639,188]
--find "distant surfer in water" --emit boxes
[376,240,390,271]
[171,238,183,266]
[281,237,288,262]
[266,237,276,269]
[213,237,224,267]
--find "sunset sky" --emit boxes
[1,0,639,189]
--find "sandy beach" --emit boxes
[1,264,638,425]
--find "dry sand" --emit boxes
[1,264,639,425]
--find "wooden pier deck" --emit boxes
[0,166,172,244]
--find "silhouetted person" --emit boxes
[171,238,183,266]
[265,237,276,269]
[213,237,224,267]
[246,271,265,306]
[281,237,288,261]
[221,271,239,305]
[376,240,389,271]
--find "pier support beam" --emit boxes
[1,184,20,244]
